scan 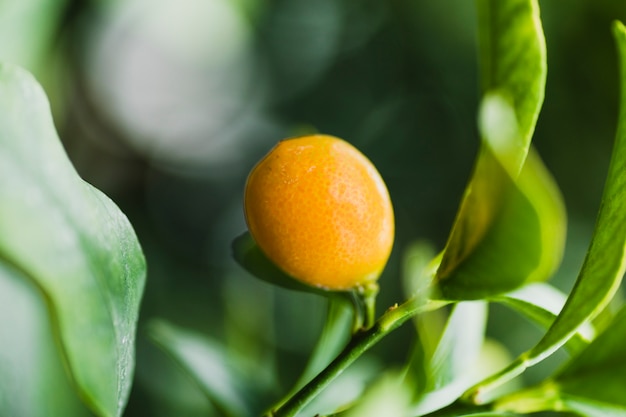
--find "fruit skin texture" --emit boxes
[244,134,394,290]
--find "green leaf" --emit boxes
[553,305,626,411]
[476,0,546,151]
[0,0,68,73]
[0,63,146,417]
[410,302,488,414]
[290,298,353,394]
[462,20,626,404]
[328,370,414,417]
[232,231,353,300]
[435,0,564,300]
[147,320,252,417]
[493,306,626,416]
[437,146,565,300]
[559,396,626,417]
[493,283,592,355]
[528,17,626,367]
[402,240,439,301]
[0,263,90,417]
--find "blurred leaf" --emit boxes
[558,397,626,417]
[553,305,626,412]
[476,0,546,150]
[525,17,626,367]
[0,63,146,417]
[0,0,68,73]
[147,320,251,417]
[290,298,353,394]
[463,20,626,404]
[493,283,592,355]
[0,263,90,417]
[232,231,352,300]
[410,302,488,415]
[329,370,414,417]
[402,240,439,301]
[493,306,626,416]
[435,0,564,300]
[300,355,383,417]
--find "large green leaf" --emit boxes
[437,145,565,300]
[0,63,146,417]
[527,19,626,364]
[0,263,90,417]
[434,0,564,300]
[463,20,626,404]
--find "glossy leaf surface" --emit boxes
[493,283,592,355]
[435,0,565,300]
[554,305,626,413]
[463,20,626,404]
[437,145,565,300]
[411,302,488,414]
[525,20,626,364]
[476,0,546,149]
[0,63,146,417]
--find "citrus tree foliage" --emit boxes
[2,0,626,416]
[0,64,146,417]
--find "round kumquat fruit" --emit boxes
[244,134,394,290]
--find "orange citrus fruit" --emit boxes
[244,134,394,290]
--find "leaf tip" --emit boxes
[612,20,626,37]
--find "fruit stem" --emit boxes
[360,282,379,330]
[264,296,449,417]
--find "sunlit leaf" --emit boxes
[553,305,626,411]
[558,396,626,417]
[493,283,592,355]
[409,302,488,414]
[329,370,413,417]
[147,320,252,417]
[462,20,626,404]
[476,0,546,150]
[402,240,439,301]
[434,0,564,300]
[437,146,565,300]
[0,63,146,417]
[525,19,626,363]
[492,306,626,416]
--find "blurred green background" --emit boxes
[3,0,626,415]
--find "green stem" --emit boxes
[264,297,448,417]
[273,297,352,411]
[358,282,379,330]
